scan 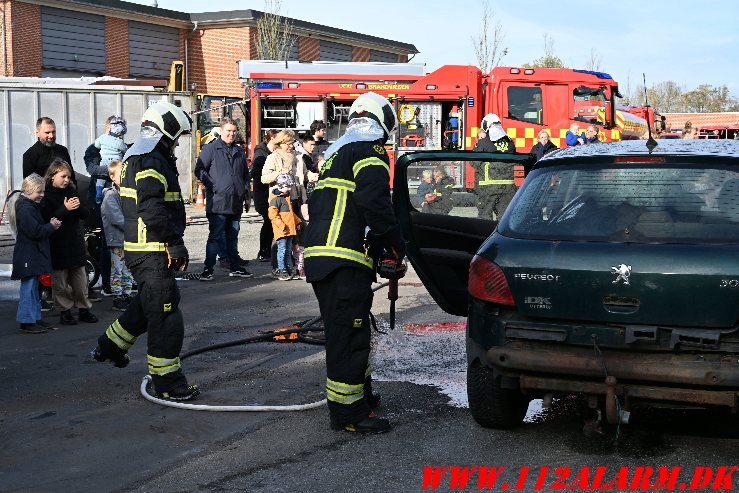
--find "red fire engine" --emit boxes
[234,61,649,187]
[622,105,666,134]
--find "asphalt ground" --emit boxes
[1,206,738,492]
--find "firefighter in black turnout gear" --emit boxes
[304,92,406,434]
[90,101,200,401]
[473,113,517,219]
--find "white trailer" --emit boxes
[0,77,195,201]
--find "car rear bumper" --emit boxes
[486,342,739,409]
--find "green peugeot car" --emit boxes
[393,140,739,429]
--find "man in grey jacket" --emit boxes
[194,117,252,280]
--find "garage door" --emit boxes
[319,40,352,62]
[129,21,180,78]
[370,50,397,63]
[41,7,106,74]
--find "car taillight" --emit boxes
[39,274,52,287]
[468,255,515,306]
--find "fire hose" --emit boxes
[139,281,392,411]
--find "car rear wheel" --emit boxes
[467,360,528,429]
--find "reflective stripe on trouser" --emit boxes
[311,267,375,423]
[97,253,189,395]
[147,354,181,375]
[105,319,138,351]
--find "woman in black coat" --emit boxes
[250,130,278,261]
[530,130,558,162]
[41,159,97,325]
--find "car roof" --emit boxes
[538,139,739,164]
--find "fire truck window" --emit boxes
[572,86,606,123]
[507,86,543,124]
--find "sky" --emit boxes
[128,0,739,97]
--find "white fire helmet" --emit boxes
[348,92,398,138]
[141,101,192,141]
[481,113,502,133]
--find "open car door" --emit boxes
[393,151,535,316]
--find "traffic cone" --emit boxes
[194,181,205,208]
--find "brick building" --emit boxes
[0,0,418,96]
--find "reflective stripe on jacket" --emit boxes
[121,148,186,266]
[303,140,400,282]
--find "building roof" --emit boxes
[61,0,190,21]
[190,10,418,54]
[58,0,418,54]
[663,112,739,132]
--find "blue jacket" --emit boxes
[195,138,249,215]
[565,131,586,146]
[12,196,55,280]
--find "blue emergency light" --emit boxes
[573,69,613,80]
[256,82,283,90]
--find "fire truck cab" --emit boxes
[485,67,647,155]
[237,61,484,186]
[236,61,649,188]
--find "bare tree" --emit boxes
[471,0,507,72]
[524,33,565,68]
[653,81,683,113]
[585,48,601,71]
[255,0,295,61]
[681,84,739,113]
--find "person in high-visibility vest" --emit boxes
[304,92,406,434]
[473,113,517,220]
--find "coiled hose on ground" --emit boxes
[140,282,390,411]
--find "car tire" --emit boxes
[85,255,100,291]
[467,360,528,429]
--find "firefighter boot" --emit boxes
[156,385,200,402]
[364,376,381,409]
[152,371,200,401]
[366,393,381,409]
[330,411,391,434]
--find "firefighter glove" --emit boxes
[377,246,407,280]
[165,241,189,271]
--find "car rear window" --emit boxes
[500,163,739,244]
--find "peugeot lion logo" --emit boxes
[611,264,631,285]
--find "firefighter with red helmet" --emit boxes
[473,113,517,219]
[90,101,200,401]
[304,92,406,434]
